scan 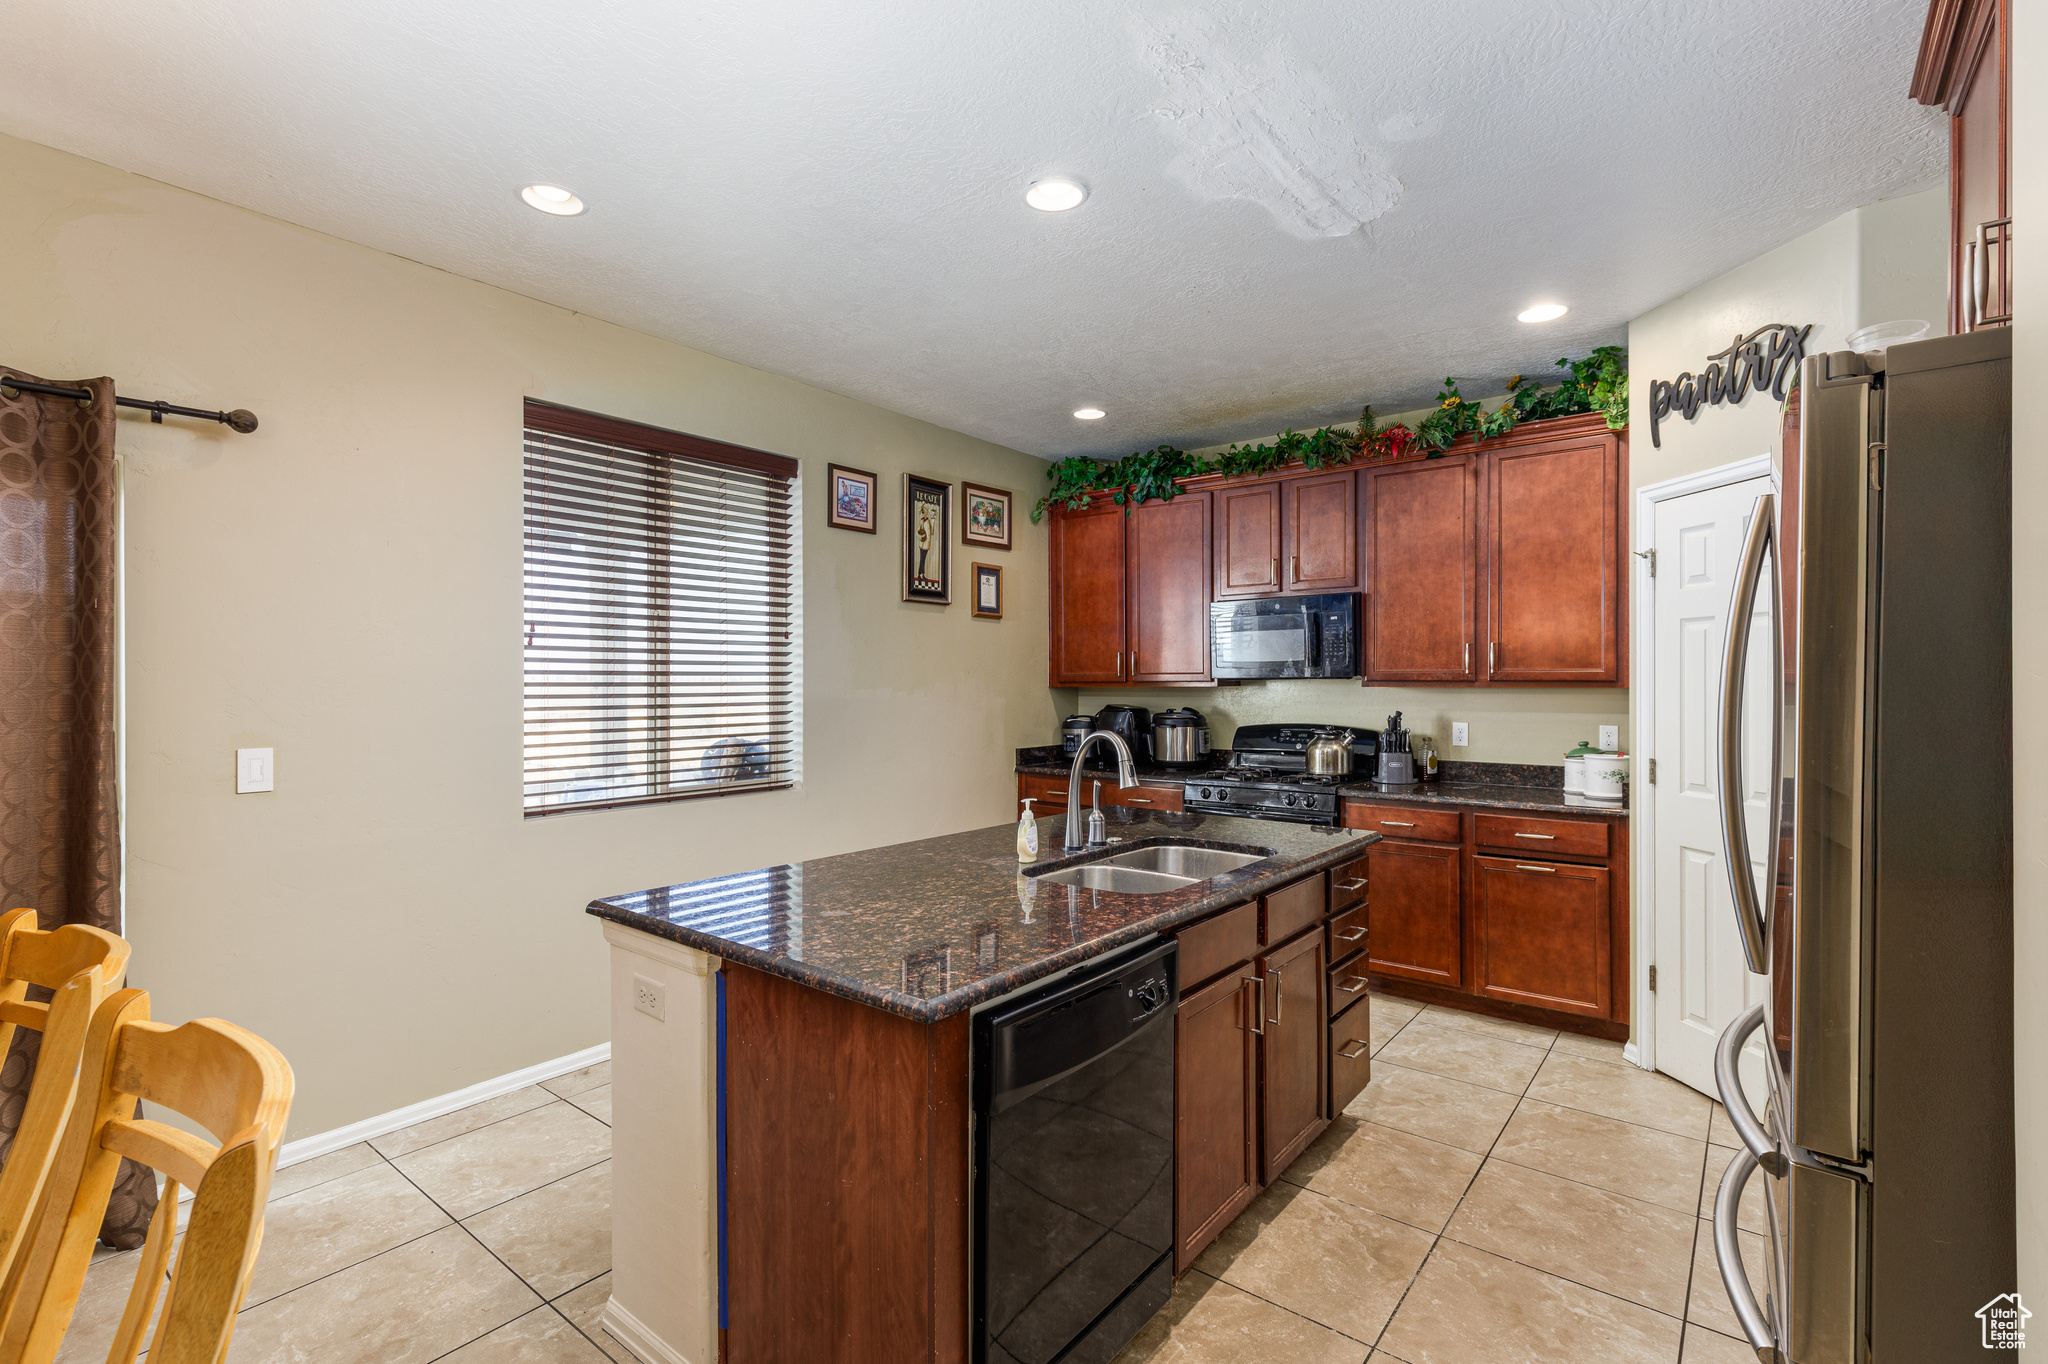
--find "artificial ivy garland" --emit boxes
[1032,347,1627,522]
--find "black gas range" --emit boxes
[1183,723,1379,825]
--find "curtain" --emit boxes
[0,370,157,1249]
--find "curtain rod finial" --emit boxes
[226,410,258,434]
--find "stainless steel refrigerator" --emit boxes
[1711,327,2014,1363]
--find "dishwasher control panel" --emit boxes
[1129,971,1171,1017]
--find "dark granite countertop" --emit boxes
[1339,782,1630,816]
[587,811,1376,1022]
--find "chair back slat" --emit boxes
[148,1135,269,1364]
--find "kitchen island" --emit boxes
[587,809,1374,1364]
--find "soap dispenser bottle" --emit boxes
[1016,798,1040,863]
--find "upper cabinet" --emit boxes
[1049,492,1212,686]
[1915,0,2010,331]
[1212,470,1358,599]
[1364,415,1626,687]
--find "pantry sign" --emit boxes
[1646,322,1813,448]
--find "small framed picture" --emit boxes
[971,562,1003,619]
[903,475,952,604]
[826,463,879,533]
[961,482,1013,550]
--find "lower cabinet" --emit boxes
[1328,994,1372,1116]
[1473,855,1611,1017]
[1016,772,1185,814]
[1172,966,1260,1273]
[1257,927,1328,1185]
[1363,839,1463,987]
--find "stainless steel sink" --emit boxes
[1031,864,1197,895]
[1097,846,1266,879]
[1030,842,1270,895]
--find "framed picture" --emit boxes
[826,463,879,533]
[961,482,1013,550]
[903,475,952,604]
[971,562,1003,619]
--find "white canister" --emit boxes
[1563,756,1585,794]
[1583,752,1628,801]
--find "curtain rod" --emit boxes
[0,376,258,433]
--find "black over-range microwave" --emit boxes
[1209,593,1359,680]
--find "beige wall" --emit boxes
[0,133,1063,1138]
[2012,0,2044,1309]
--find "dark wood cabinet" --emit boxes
[1472,855,1612,1018]
[1283,471,1358,593]
[1048,499,1126,685]
[1328,996,1372,1117]
[1362,838,1462,988]
[1213,482,1282,599]
[1915,0,2010,332]
[1364,455,1479,682]
[1048,494,1211,686]
[1257,927,1328,1184]
[1172,967,1259,1273]
[1016,772,1183,814]
[1483,434,1622,684]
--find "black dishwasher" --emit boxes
[973,938,1177,1364]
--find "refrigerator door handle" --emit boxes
[1717,493,1780,975]
[1715,1002,1778,1166]
[1715,1147,1783,1363]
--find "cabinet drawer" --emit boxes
[1473,812,1608,859]
[1105,782,1184,813]
[1177,901,1260,991]
[1328,854,1370,910]
[1328,995,1371,1117]
[1017,774,1185,813]
[1345,804,1460,843]
[1018,774,1071,808]
[1262,872,1327,946]
[1327,957,1371,1017]
[1327,902,1369,966]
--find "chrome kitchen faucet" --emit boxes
[1065,732,1138,850]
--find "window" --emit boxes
[522,400,797,814]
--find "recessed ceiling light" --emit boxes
[1074,407,1106,420]
[1517,303,1568,323]
[1027,179,1088,212]
[521,184,586,216]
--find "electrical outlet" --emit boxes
[235,748,274,793]
[1450,722,1469,747]
[1599,725,1619,751]
[632,974,666,1022]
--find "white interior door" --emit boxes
[1651,475,1773,1100]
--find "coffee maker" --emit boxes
[1087,704,1152,769]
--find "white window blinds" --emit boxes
[522,401,797,815]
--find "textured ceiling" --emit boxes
[0,0,1942,459]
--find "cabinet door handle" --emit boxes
[1490,641,1497,672]
[1379,819,1416,827]
[1336,1039,1369,1060]
[1270,556,1279,585]
[1334,926,1367,942]
[1464,642,1470,671]
[1515,863,1556,873]
[1337,976,1368,994]
[1513,832,1556,840]
[1290,554,1299,583]
[1243,977,1265,1036]
[1268,967,1284,1025]
[1336,878,1368,891]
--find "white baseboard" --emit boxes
[1624,1041,1647,1071]
[276,1042,611,1170]
[600,1298,697,1364]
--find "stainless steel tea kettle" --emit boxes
[1305,729,1355,775]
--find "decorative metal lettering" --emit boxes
[1646,323,1812,448]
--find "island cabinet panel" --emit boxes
[723,964,970,1364]
[1048,500,1126,686]
[1173,966,1260,1273]
[1213,482,1283,599]
[1261,872,1327,946]
[1363,455,1479,683]
[1282,470,1358,593]
[1472,856,1612,1018]
[1257,927,1329,1184]
[1483,435,1623,684]
[1361,838,1463,988]
[1127,491,1213,683]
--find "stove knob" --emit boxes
[1283,793,1298,807]
[1196,787,1210,801]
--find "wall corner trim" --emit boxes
[600,1297,699,1364]
[272,1040,612,1172]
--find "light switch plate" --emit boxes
[633,974,666,1022]
[235,748,274,794]
[1450,722,1469,747]
[1599,725,1619,751]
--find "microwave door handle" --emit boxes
[1713,1147,1780,1359]
[1717,493,1776,975]
[1307,610,1321,667]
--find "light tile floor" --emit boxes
[58,997,1763,1364]
[1114,991,1765,1364]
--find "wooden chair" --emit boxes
[0,910,131,1294]
[2,989,293,1364]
